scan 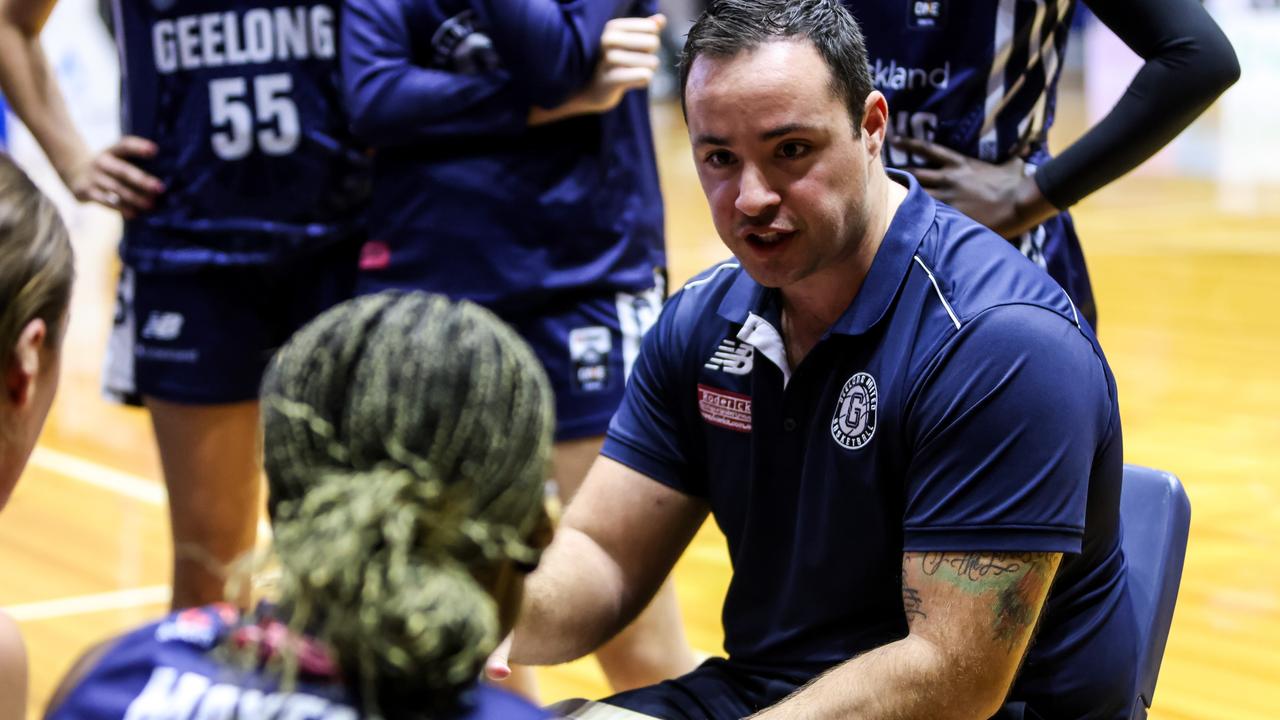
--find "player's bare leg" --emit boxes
[553,435,698,692]
[146,398,261,610]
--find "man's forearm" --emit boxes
[749,634,1003,720]
[0,22,91,184]
[508,526,638,666]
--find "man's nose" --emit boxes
[734,164,780,218]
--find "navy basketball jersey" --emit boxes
[843,0,1098,326]
[844,0,1075,168]
[113,0,368,270]
[47,605,553,720]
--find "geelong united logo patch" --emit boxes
[698,384,752,433]
[831,372,878,449]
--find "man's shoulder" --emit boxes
[662,260,745,330]
[917,204,1083,328]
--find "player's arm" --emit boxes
[471,0,638,107]
[500,456,708,667]
[526,15,665,126]
[750,552,1060,720]
[0,0,162,216]
[340,0,532,144]
[903,0,1238,238]
[1038,0,1240,208]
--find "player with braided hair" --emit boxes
[46,291,557,720]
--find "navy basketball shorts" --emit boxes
[103,242,359,405]
[356,272,666,441]
[503,281,665,441]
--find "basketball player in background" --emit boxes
[0,153,75,720]
[840,0,1238,327]
[0,0,369,609]
[342,0,695,693]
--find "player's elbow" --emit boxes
[342,79,393,145]
[1170,28,1241,105]
[1203,37,1241,97]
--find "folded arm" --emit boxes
[340,0,528,144]
[470,0,633,107]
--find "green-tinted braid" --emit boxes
[258,290,554,717]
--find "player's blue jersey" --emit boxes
[46,604,552,720]
[844,0,1097,325]
[342,0,665,312]
[113,0,368,270]
[846,0,1073,168]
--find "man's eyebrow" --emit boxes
[694,123,820,147]
[693,133,730,147]
[761,123,819,140]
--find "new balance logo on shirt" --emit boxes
[705,339,754,375]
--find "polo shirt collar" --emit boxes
[715,169,934,339]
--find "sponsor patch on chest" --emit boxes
[908,0,946,29]
[698,384,752,433]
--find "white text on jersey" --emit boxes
[152,5,335,74]
[123,666,356,720]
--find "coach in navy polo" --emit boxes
[497,2,1140,718]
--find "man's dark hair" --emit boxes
[680,0,874,130]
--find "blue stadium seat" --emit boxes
[1120,465,1192,720]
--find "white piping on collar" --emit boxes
[683,262,740,290]
[912,255,961,330]
[1063,288,1081,328]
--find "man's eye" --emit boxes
[705,150,735,168]
[778,142,809,159]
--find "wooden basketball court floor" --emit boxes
[3,100,1278,719]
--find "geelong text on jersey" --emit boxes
[152,5,335,73]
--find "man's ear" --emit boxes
[861,90,890,158]
[6,319,47,407]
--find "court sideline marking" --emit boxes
[4,445,269,621]
[14,445,720,661]
[4,585,171,622]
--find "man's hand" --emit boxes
[65,136,164,219]
[529,14,666,125]
[895,137,1057,240]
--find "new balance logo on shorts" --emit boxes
[141,311,185,341]
[704,339,754,375]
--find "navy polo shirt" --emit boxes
[603,172,1139,718]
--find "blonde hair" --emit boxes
[258,290,554,717]
[0,153,73,375]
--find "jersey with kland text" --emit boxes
[603,172,1138,719]
[113,0,368,270]
[844,0,1073,170]
[842,0,1097,325]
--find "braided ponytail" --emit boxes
[259,291,553,716]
